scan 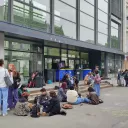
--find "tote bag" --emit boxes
[4,69,13,87]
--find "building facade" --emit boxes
[0,0,124,83]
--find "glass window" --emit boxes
[60,0,76,7]
[98,10,108,23]
[61,49,67,57]
[80,12,94,29]
[98,0,108,13]
[98,33,108,46]
[32,0,50,12]
[111,22,119,49]
[0,0,8,21]
[81,53,88,60]
[80,0,94,17]
[18,0,50,12]
[86,0,94,5]
[54,0,76,22]
[13,1,51,32]
[80,26,94,43]
[44,47,60,56]
[54,16,76,39]
[68,50,79,58]
[98,21,108,35]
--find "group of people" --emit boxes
[0,59,29,116]
[0,58,102,117]
[117,69,128,87]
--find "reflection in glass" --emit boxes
[98,33,108,46]
[86,0,94,5]
[68,50,79,58]
[44,47,60,56]
[98,21,108,34]
[45,58,52,69]
[80,26,94,43]
[54,16,76,39]
[60,0,76,7]
[0,0,8,21]
[98,0,108,13]
[13,1,51,32]
[111,21,119,49]
[98,10,108,23]
[54,0,76,22]
[80,12,94,29]
[80,0,94,17]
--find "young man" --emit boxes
[66,86,91,105]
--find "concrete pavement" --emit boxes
[1,87,128,128]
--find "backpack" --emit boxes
[31,104,40,118]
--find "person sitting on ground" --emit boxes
[39,88,50,113]
[31,96,40,118]
[18,84,30,100]
[42,91,66,116]
[66,86,91,105]
[87,87,99,105]
[57,82,67,102]
[14,97,32,116]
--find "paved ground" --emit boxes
[1,87,128,128]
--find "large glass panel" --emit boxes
[13,1,50,32]
[98,10,108,23]
[54,16,76,39]
[98,0,108,13]
[44,47,60,56]
[32,0,50,12]
[98,33,108,46]
[0,0,8,21]
[98,21,108,34]
[86,0,94,5]
[60,0,76,7]
[80,0,94,17]
[80,26,94,43]
[80,12,94,29]
[45,58,52,69]
[111,22,119,49]
[19,0,50,12]
[54,0,76,22]
[68,50,79,58]
[61,49,67,57]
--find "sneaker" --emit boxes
[2,113,8,117]
[7,108,10,111]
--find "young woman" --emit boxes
[94,71,101,97]
[8,64,21,109]
[18,84,30,100]
[14,97,32,116]
[0,59,13,116]
[57,82,67,102]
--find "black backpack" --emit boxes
[31,104,40,118]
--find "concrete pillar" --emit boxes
[0,32,4,59]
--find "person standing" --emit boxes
[0,59,13,116]
[124,70,128,87]
[94,71,101,97]
[8,64,21,109]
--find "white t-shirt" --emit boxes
[0,67,13,88]
[66,90,78,103]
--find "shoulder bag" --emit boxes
[4,69,13,87]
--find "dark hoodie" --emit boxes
[39,94,50,112]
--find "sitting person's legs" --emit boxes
[74,97,91,105]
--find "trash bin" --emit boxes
[56,69,66,81]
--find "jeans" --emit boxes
[8,87,18,108]
[94,83,100,96]
[0,87,8,115]
[74,97,91,105]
